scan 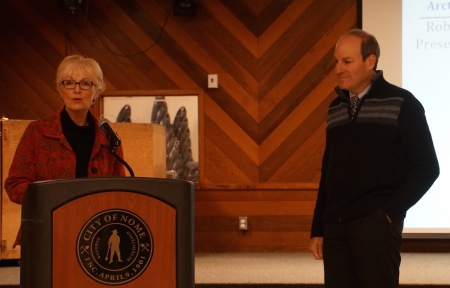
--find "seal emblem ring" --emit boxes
[76,209,153,285]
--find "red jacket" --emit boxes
[5,109,126,246]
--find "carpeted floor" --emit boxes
[1,284,448,288]
[197,284,450,288]
[194,253,450,286]
[1,253,450,287]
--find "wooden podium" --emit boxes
[20,177,194,288]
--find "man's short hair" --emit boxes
[341,29,380,71]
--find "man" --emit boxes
[310,29,439,288]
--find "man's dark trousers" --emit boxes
[323,208,404,288]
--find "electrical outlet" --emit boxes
[239,216,248,230]
[208,74,218,88]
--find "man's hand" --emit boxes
[309,237,324,260]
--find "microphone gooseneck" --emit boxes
[98,117,121,147]
[98,118,134,177]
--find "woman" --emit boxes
[5,55,125,247]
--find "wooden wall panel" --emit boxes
[0,0,360,252]
[195,188,317,252]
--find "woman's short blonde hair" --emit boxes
[55,55,106,94]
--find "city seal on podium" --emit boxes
[76,209,154,285]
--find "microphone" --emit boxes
[98,118,121,147]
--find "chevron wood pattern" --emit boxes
[0,0,359,252]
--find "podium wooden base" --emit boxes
[53,191,176,287]
[20,178,194,288]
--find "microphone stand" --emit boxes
[108,146,135,177]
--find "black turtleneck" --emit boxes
[60,108,95,178]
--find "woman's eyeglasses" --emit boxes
[61,80,94,90]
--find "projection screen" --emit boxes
[362,0,450,236]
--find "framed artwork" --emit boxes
[99,90,203,183]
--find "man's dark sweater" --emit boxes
[311,71,440,237]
